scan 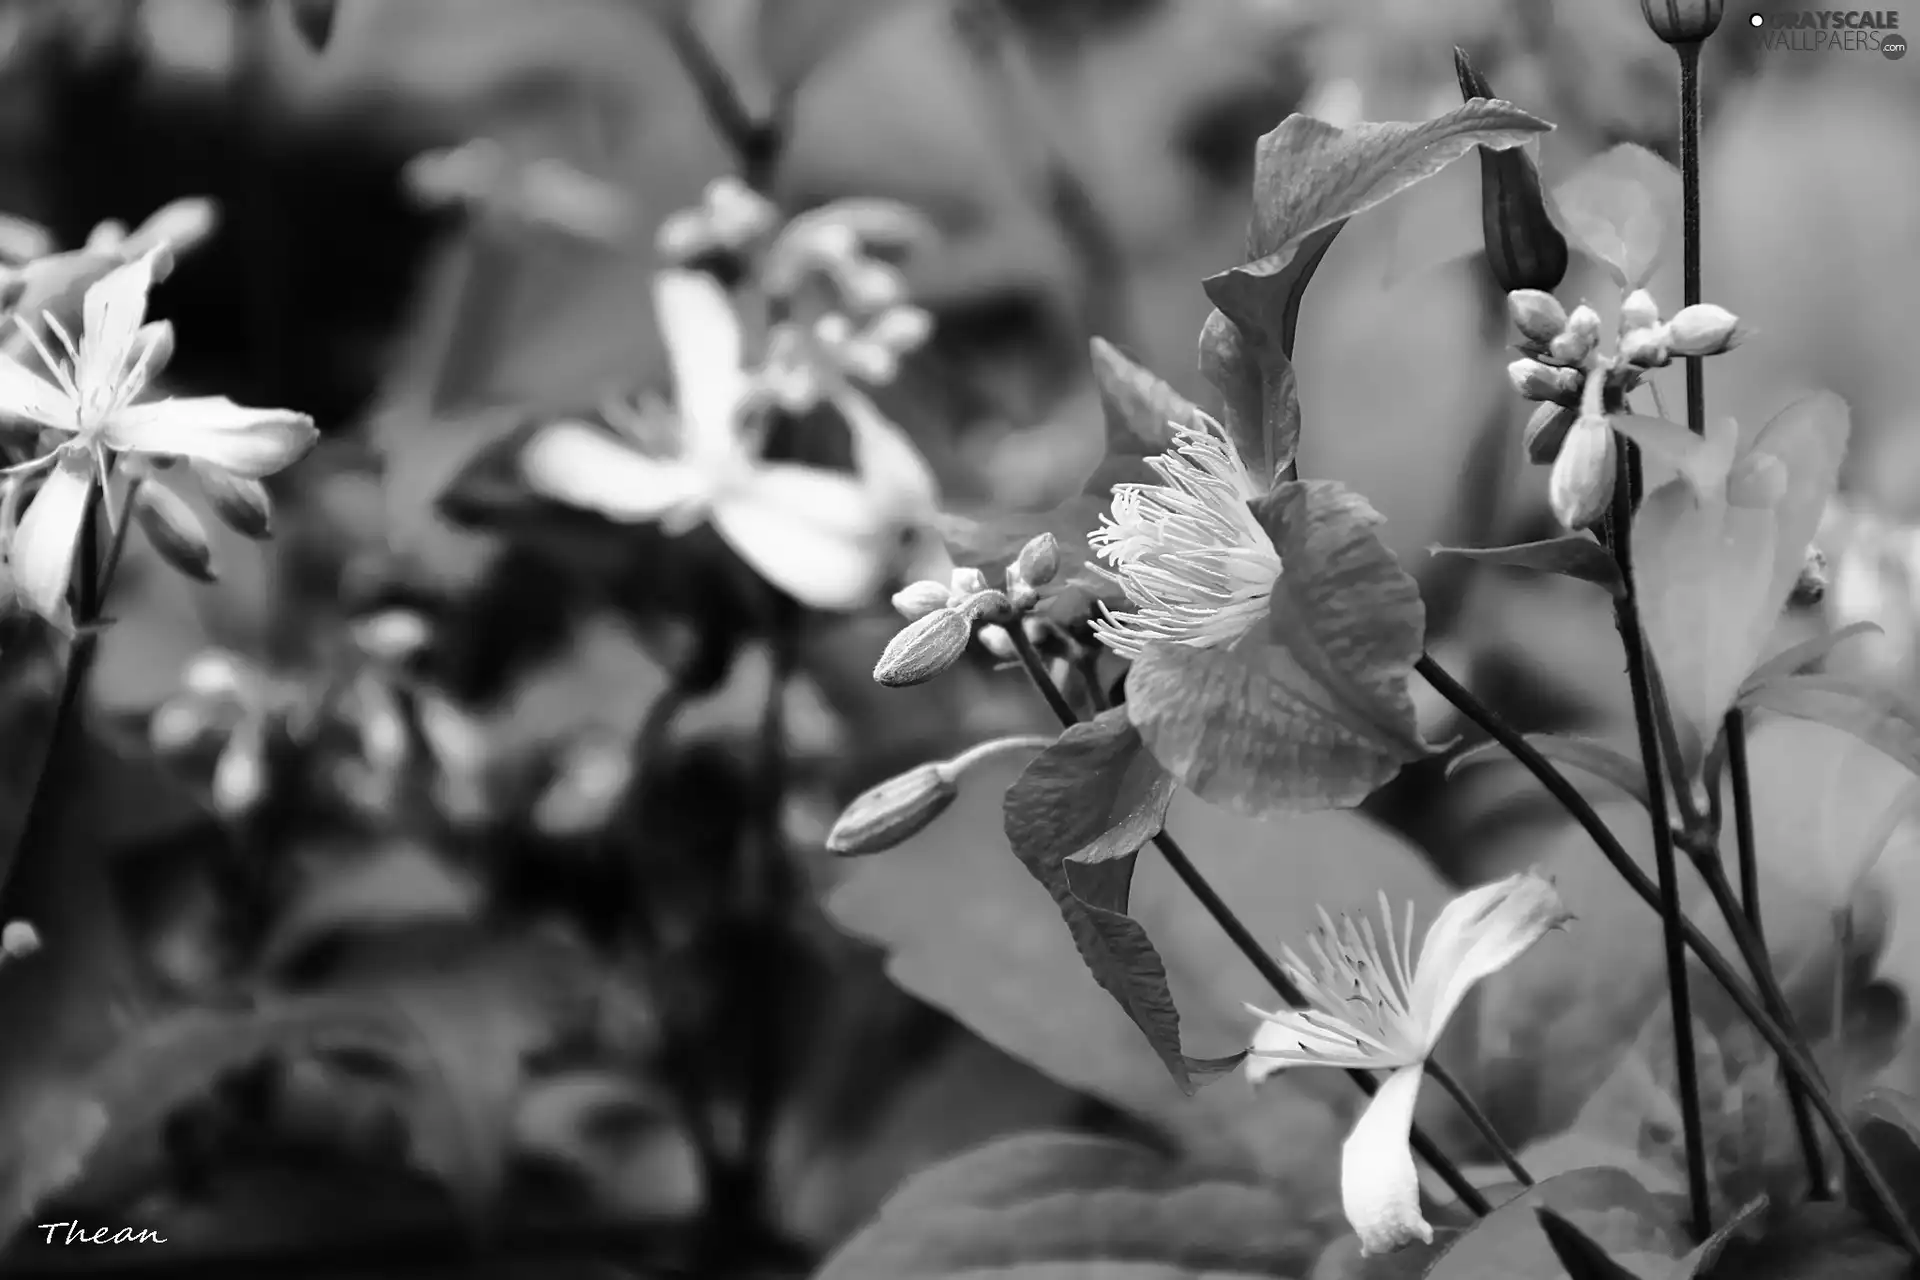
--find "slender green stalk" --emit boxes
[1427,1058,1533,1187]
[1603,443,1711,1241]
[1416,653,1920,1256]
[1008,626,1496,1217]
[1678,40,1705,442]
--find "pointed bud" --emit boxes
[1619,326,1671,368]
[1013,532,1060,591]
[1549,415,1618,530]
[1789,547,1829,609]
[134,482,216,583]
[1548,307,1600,366]
[949,567,990,597]
[1524,403,1580,465]
[1454,47,1568,294]
[892,579,953,621]
[1621,290,1661,333]
[827,761,960,855]
[1,919,39,960]
[874,607,974,687]
[1664,304,1743,357]
[1508,358,1584,405]
[194,462,273,539]
[1641,0,1723,44]
[1507,290,1568,345]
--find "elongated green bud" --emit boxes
[874,607,974,687]
[827,762,959,855]
[1454,47,1568,294]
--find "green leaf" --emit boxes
[1430,534,1625,598]
[1003,710,1232,1092]
[1701,1203,1912,1279]
[1124,480,1432,816]
[1445,733,1649,809]
[824,748,1451,1140]
[814,1131,1321,1280]
[1739,622,1884,695]
[1200,99,1550,479]
[1742,675,1920,777]
[1849,1090,1920,1241]
[1550,144,1682,288]
[1632,393,1850,775]
[1423,1167,1689,1279]
[1537,1207,1645,1279]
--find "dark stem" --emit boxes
[1427,1056,1533,1186]
[1678,40,1705,441]
[652,3,785,190]
[1603,441,1711,1242]
[1724,710,1763,938]
[1416,652,1920,1256]
[1007,627,1493,1217]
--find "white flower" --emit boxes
[1087,416,1282,660]
[1245,872,1570,1256]
[519,269,939,612]
[0,250,316,628]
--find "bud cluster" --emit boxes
[875,534,1059,688]
[656,176,781,266]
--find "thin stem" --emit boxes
[651,2,784,190]
[1427,1057,1533,1186]
[1678,40,1705,441]
[1603,441,1711,1242]
[1416,653,1920,1257]
[1724,711,1761,931]
[1007,627,1492,1217]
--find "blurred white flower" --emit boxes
[405,139,630,244]
[656,176,780,264]
[0,250,315,628]
[520,269,938,612]
[1821,499,1920,681]
[1247,872,1570,1255]
[1088,416,1281,660]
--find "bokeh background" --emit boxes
[2,0,1919,1274]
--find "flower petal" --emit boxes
[9,451,94,629]
[103,397,317,478]
[654,269,750,470]
[712,463,889,611]
[0,349,75,428]
[1408,871,1571,1048]
[838,385,939,518]
[521,420,709,523]
[1343,1063,1434,1256]
[76,250,161,416]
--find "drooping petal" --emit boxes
[75,249,161,418]
[1342,1063,1434,1256]
[0,349,76,429]
[837,385,939,519]
[653,270,750,471]
[521,419,710,523]
[8,450,95,629]
[1407,871,1571,1050]
[1245,1002,1416,1080]
[102,397,317,478]
[712,463,889,611]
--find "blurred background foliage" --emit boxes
[0,0,1918,1275]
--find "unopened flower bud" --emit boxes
[864,305,934,356]
[353,610,433,664]
[192,463,274,539]
[874,607,974,687]
[1664,304,1743,358]
[893,579,952,621]
[977,623,1018,661]
[1013,532,1060,591]
[1508,358,1583,405]
[1621,290,1661,334]
[949,567,990,597]
[1507,290,1568,345]
[150,696,214,753]
[826,761,960,855]
[839,261,909,313]
[134,482,216,583]
[183,650,246,699]
[1618,326,1671,368]
[1454,47,1568,294]
[1548,306,1601,366]
[1,919,39,960]
[212,738,267,816]
[1641,0,1723,44]
[1789,547,1829,609]
[1524,403,1579,465]
[1549,415,1618,530]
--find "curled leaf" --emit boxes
[1430,534,1624,598]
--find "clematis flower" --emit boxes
[0,250,316,628]
[1088,415,1282,660]
[1245,872,1570,1255]
[519,268,938,612]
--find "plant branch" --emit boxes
[1603,440,1710,1242]
[1678,40,1705,442]
[650,2,785,189]
[1428,1055,1533,1186]
[1415,652,1920,1255]
[1007,627,1493,1217]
